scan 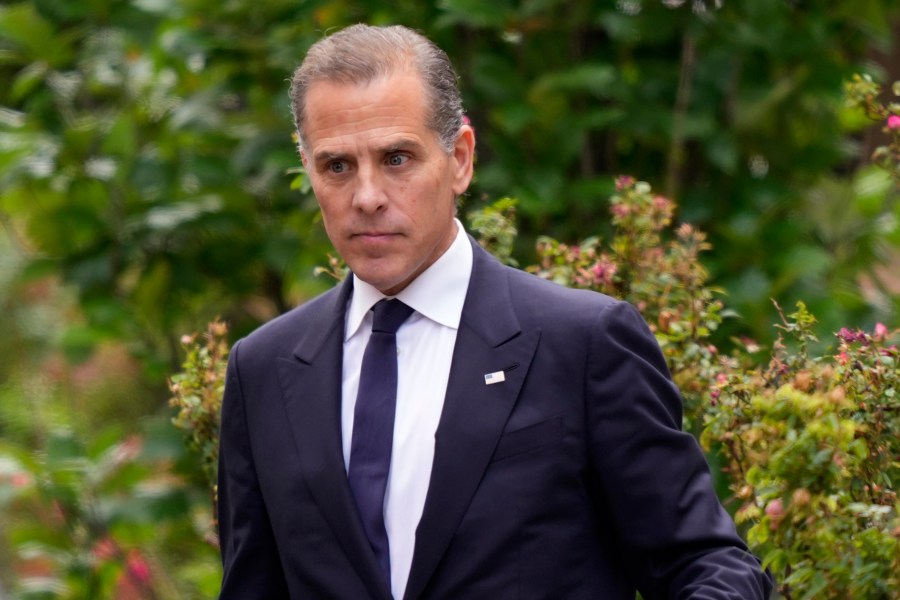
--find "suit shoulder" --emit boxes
[504,264,622,313]
[497,264,659,346]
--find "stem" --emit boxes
[665,32,697,199]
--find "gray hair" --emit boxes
[289,24,464,153]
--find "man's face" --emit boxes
[301,70,475,296]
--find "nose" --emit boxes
[352,164,387,214]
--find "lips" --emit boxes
[352,231,399,240]
[351,232,402,250]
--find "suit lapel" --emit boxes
[404,242,540,600]
[276,277,393,600]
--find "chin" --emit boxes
[352,267,401,291]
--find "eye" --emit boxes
[386,153,409,167]
[328,160,348,174]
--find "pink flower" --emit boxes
[838,327,867,344]
[873,322,887,340]
[11,472,31,488]
[652,195,672,212]
[610,203,631,219]
[125,550,152,584]
[888,115,900,130]
[591,261,617,286]
[92,537,119,562]
[615,175,635,191]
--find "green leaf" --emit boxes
[532,64,617,97]
[45,432,83,465]
[800,572,829,600]
[436,0,513,28]
[852,166,891,217]
[0,3,71,65]
[706,134,739,175]
[59,324,105,362]
[134,196,224,232]
[10,61,49,102]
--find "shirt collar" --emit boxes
[345,219,473,341]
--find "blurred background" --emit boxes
[1,0,899,597]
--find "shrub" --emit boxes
[476,177,899,598]
[523,176,727,432]
[168,317,230,532]
[0,421,221,599]
[702,303,899,598]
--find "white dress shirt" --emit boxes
[341,219,473,599]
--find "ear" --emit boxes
[450,124,476,196]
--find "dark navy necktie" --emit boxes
[348,298,414,589]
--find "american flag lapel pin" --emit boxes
[484,370,506,385]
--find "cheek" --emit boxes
[314,188,342,218]
[315,200,342,238]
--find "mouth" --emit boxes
[352,231,399,241]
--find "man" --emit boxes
[217,24,773,600]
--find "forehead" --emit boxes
[303,71,433,146]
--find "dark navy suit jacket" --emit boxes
[217,237,773,599]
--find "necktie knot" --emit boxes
[371,299,414,334]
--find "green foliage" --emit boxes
[0,0,334,375]
[2,0,899,379]
[702,304,899,599]
[312,253,350,284]
[845,73,900,185]
[0,421,221,599]
[449,1,900,340]
[480,181,899,598]
[467,196,519,266]
[0,235,221,596]
[528,177,725,430]
[168,318,229,509]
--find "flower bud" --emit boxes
[792,488,811,507]
[765,498,785,530]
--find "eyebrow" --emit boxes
[312,150,348,164]
[379,138,425,154]
[311,137,426,164]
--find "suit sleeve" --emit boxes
[217,339,290,598]
[585,301,773,599]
